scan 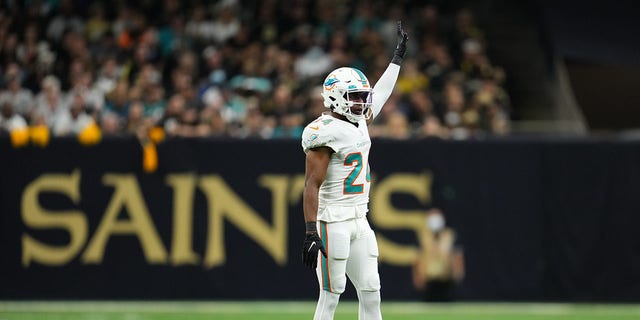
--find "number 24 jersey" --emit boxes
[301,113,371,221]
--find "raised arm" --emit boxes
[370,21,409,121]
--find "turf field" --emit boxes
[1,301,639,320]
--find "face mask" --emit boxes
[427,214,445,232]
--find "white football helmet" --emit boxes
[321,67,373,123]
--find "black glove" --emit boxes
[392,20,409,65]
[302,232,327,269]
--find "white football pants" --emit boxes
[313,216,382,320]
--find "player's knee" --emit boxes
[329,273,347,294]
[362,273,380,291]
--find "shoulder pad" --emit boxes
[301,116,339,152]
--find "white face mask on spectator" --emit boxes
[427,213,445,232]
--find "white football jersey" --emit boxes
[302,113,371,222]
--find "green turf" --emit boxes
[1,301,639,320]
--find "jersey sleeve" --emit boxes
[371,63,401,120]
[301,120,340,153]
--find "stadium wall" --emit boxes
[1,137,639,302]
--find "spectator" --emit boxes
[406,90,436,124]
[384,110,411,140]
[261,83,293,117]
[294,45,333,79]
[424,44,455,92]
[85,2,109,43]
[412,208,465,302]
[415,4,445,42]
[158,14,191,57]
[0,102,28,134]
[51,93,94,136]
[449,7,484,65]
[0,63,35,117]
[441,79,471,140]
[185,4,216,45]
[467,75,511,136]
[348,1,382,39]
[16,23,42,71]
[304,86,326,124]
[396,59,429,95]
[198,107,227,137]
[418,114,449,139]
[46,0,85,43]
[33,75,69,129]
[272,112,304,139]
[94,57,121,96]
[1,32,19,67]
[225,56,272,123]
[234,107,273,139]
[123,100,145,135]
[66,70,104,112]
[210,1,241,45]
[170,69,196,106]
[158,93,186,136]
[104,80,130,121]
[100,111,122,136]
[459,38,493,81]
[200,45,227,88]
[0,1,510,140]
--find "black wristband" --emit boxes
[391,54,403,66]
[306,221,317,233]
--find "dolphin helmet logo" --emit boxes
[324,74,339,90]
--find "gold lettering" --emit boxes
[21,169,87,266]
[166,174,200,265]
[259,175,289,265]
[370,172,432,266]
[288,174,306,205]
[199,175,288,268]
[82,174,167,264]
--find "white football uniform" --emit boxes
[303,62,400,320]
[302,113,381,300]
[301,113,371,222]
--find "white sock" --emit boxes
[314,290,341,320]
[358,290,382,320]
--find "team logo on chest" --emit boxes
[355,139,369,149]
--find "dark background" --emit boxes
[2,137,639,302]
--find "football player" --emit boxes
[301,21,409,320]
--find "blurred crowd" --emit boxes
[0,0,511,142]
